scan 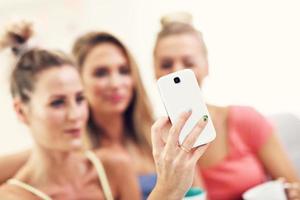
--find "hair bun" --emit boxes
[160,12,193,27]
[0,20,34,56]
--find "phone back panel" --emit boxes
[157,69,216,147]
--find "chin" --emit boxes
[67,138,83,151]
[103,104,129,114]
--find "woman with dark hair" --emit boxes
[0,21,140,200]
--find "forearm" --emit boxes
[192,167,206,187]
[192,168,209,200]
[258,134,299,182]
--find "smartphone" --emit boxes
[157,69,216,147]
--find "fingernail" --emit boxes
[203,115,208,122]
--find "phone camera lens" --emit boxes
[174,77,181,84]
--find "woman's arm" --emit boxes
[0,150,30,184]
[99,149,141,200]
[258,133,299,181]
[116,157,141,200]
[257,133,300,198]
[148,111,209,200]
[192,168,206,188]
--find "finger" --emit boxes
[151,116,170,157]
[287,189,300,200]
[181,115,208,151]
[286,182,300,199]
[165,110,192,152]
[277,177,285,182]
[191,144,209,163]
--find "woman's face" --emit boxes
[154,33,208,86]
[81,43,134,116]
[19,65,88,151]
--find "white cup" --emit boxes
[242,180,287,200]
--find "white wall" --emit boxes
[1,0,300,154]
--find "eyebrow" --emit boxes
[183,56,194,60]
[49,94,66,100]
[51,90,83,97]
[94,65,108,69]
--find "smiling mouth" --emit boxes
[107,94,124,103]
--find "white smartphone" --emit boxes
[157,69,216,147]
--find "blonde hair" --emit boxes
[72,32,154,153]
[154,12,208,56]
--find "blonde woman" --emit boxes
[72,32,157,199]
[152,12,300,200]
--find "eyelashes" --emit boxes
[160,59,195,69]
[49,94,86,108]
[93,65,131,77]
[50,99,65,108]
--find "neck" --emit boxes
[16,144,86,187]
[92,111,125,146]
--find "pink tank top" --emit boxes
[200,106,274,200]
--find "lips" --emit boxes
[106,93,125,103]
[64,128,82,137]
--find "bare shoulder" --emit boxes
[0,184,30,200]
[208,104,228,113]
[215,105,229,115]
[208,104,229,121]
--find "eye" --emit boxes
[50,99,65,108]
[76,94,86,104]
[94,67,109,77]
[160,59,173,70]
[183,58,195,68]
[119,65,130,75]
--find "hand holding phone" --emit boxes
[157,69,216,147]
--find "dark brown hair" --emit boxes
[0,21,74,103]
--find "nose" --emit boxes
[109,73,122,88]
[173,61,185,72]
[67,102,81,121]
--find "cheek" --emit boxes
[85,78,108,100]
[122,76,134,95]
[124,76,134,88]
[30,103,63,126]
[154,60,165,78]
[30,108,66,142]
[155,67,169,79]
[43,109,66,127]
[192,67,208,85]
[80,103,89,123]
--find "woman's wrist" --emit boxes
[148,181,184,200]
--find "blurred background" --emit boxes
[0,0,299,155]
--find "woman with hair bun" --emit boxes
[0,21,140,200]
[153,12,300,200]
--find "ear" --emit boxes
[13,98,29,125]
